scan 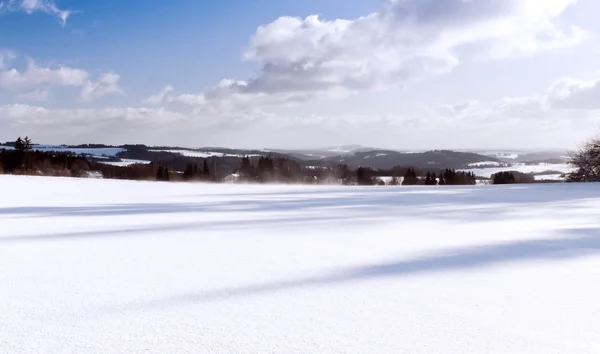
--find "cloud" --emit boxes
[0,104,187,144]
[0,58,88,90]
[0,50,16,69]
[79,72,122,102]
[546,77,600,110]
[0,0,74,26]
[156,0,586,115]
[0,56,122,102]
[5,74,600,149]
[143,85,174,105]
[16,89,48,102]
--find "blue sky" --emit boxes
[1,0,600,149]
[1,0,379,103]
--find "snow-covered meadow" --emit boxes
[460,163,575,178]
[2,176,600,353]
[150,149,261,158]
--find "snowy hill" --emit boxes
[2,176,600,353]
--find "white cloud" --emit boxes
[545,77,600,110]
[79,72,122,102]
[16,89,48,102]
[0,0,74,26]
[143,85,173,105]
[0,59,88,90]
[4,74,600,149]
[157,0,586,116]
[0,104,187,144]
[0,57,122,102]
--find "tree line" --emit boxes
[0,136,567,186]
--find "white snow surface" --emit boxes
[534,174,565,181]
[150,149,260,158]
[460,163,575,178]
[468,161,505,167]
[101,158,151,167]
[2,176,600,353]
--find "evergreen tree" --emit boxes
[156,166,164,181]
[183,163,194,180]
[15,137,25,151]
[239,156,255,179]
[431,172,437,185]
[203,160,210,176]
[402,167,418,185]
[357,166,374,185]
[23,137,32,151]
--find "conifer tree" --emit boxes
[15,137,25,151]
[23,137,32,151]
[203,160,210,176]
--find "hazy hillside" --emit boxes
[306,149,500,170]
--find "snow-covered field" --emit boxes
[150,149,260,158]
[2,176,600,353]
[534,174,566,181]
[101,158,151,167]
[460,163,575,178]
[467,161,506,167]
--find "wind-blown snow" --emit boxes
[2,176,600,353]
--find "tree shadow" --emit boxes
[123,227,600,309]
[1,183,597,221]
[0,214,356,244]
[2,184,600,245]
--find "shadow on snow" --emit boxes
[123,227,600,309]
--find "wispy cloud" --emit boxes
[0,0,75,26]
[16,89,48,102]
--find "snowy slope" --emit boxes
[460,163,575,178]
[101,158,151,166]
[1,176,600,353]
[150,149,261,158]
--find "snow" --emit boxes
[151,149,261,158]
[468,161,505,167]
[460,163,575,178]
[2,176,600,353]
[100,158,150,167]
[481,152,521,160]
[534,174,565,181]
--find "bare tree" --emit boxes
[567,136,600,182]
